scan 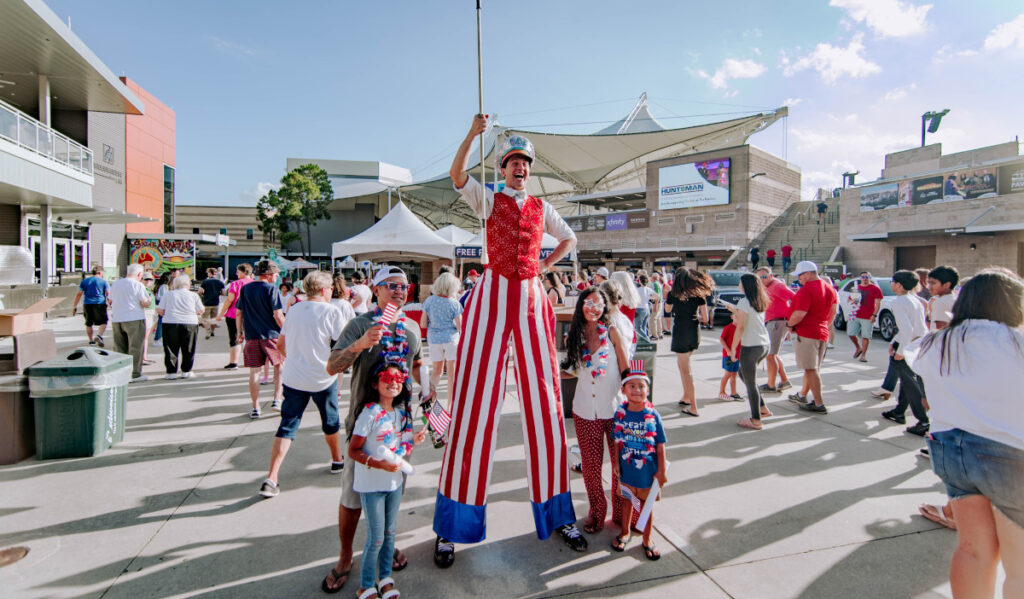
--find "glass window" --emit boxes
[163,165,175,233]
[246,228,254,240]
[192,227,200,235]
[219,228,227,235]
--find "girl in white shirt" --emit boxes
[730,274,772,430]
[560,287,629,534]
[906,269,1024,598]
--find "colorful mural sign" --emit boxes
[130,239,195,276]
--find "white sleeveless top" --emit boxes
[572,333,624,420]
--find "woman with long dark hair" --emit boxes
[907,269,1024,597]
[729,274,772,430]
[544,271,565,307]
[561,287,629,534]
[667,269,713,415]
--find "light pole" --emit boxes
[921,109,950,147]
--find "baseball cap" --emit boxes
[596,267,610,278]
[790,260,818,277]
[467,269,480,277]
[371,265,408,287]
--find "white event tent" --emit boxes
[330,201,455,261]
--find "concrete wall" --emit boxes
[87,111,128,272]
[174,206,270,256]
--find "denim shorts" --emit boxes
[275,381,340,439]
[927,428,1024,528]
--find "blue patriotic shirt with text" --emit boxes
[616,407,666,489]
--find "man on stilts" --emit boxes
[432,114,585,566]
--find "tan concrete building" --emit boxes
[840,141,1024,277]
[570,144,801,270]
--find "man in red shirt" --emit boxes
[848,272,882,362]
[786,261,838,413]
[756,267,795,392]
[780,244,793,274]
[765,248,776,270]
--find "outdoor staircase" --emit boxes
[737,197,842,280]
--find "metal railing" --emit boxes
[0,99,93,176]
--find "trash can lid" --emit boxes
[26,346,133,376]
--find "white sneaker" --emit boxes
[130,374,149,383]
[164,373,179,380]
[180,372,194,379]
[271,399,282,411]
[870,387,891,398]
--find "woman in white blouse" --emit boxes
[907,269,1024,598]
[729,274,772,430]
[157,275,204,379]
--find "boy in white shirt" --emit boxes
[881,270,930,436]
[258,271,348,498]
[926,265,959,331]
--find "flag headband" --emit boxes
[621,359,649,386]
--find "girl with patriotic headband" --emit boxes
[611,360,667,560]
[561,287,630,535]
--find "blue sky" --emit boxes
[46,0,1024,205]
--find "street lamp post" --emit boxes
[921,109,950,147]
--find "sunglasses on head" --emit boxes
[377,369,408,385]
[381,282,409,292]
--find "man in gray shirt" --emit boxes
[320,266,434,593]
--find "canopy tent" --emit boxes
[433,224,476,246]
[330,201,454,261]
[289,258,318,270]
[390,101,788,229]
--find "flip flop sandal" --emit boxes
[677,398,691,406]
[320,567,349,594]
[737,417,762,430]
[377,577,400,599]
[610,534,630,552]
[760,407,773,417]
[392,549,408,571]
[583,517,602,534]
[680,408,699,417]
[918,503,957,530]
[643,544,661,561]
[357,588,379,599]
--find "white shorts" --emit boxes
[429,339,459,362]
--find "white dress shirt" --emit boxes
[454,176,576,243]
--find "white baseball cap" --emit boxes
[595,267,610,278]
[371,265,408,287]
[790,260,818,277]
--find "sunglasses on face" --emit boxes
[377,370,408,385]
[583,299,605,309]
[381,283,409,292]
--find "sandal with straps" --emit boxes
[321,567,349,594]
[582,516,602,534]
[377,577,400,599]
[356,588,378,599]
[610,534,630,552]
[643,543,661,561]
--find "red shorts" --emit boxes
[243,338,283,368]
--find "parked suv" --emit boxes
[706,270,747,324]
[833,277,899,342]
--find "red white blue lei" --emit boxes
[613,399,657,469]
[581,322,609,379]
[366,402,414,457]
[373,306,409,372]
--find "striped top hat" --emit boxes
[621,359,649,386]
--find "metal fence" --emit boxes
[0,99,93,176]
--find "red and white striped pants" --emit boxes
[436,269,573,541]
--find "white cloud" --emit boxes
[881,83,916,101]
[209,36,256,57]
[933,44,979,63]
[984,13,1024,51]
[783,97,803,106]
[782,33,881,84]
[830,0,932,38]
[697,58,766,90]
[238,181,278,205]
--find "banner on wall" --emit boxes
[627,211,650,229]
[130,239,195,276]
[945,168,998,201]
[998,162,1024,195]
[859,183,899,211]
[658,158,731,210]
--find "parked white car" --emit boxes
[833,277,899,342]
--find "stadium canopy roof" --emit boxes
[337,97,788,230]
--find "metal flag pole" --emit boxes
[476,0,488,266]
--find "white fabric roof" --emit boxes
[331,201,454,260]
[433,224,476,245]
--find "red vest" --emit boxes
[486,192,544,281]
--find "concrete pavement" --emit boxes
[0,316,984,597]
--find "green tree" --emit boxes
[254,164,334,257]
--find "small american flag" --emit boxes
[426,400,451,434]
[619,484,643,512]
[380,302,399,325]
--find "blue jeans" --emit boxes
[634,307,651,342]
[360,488,402,590]
[928,428,1024,528]
[275,381,339,439]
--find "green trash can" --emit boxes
[27,347,132,459]
[634,340,657,402]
